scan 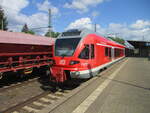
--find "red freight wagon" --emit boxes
[50,29,125,82]
[0,30,55,79]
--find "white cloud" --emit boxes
[0,0,29,31]
[66,17,93,30]
[37,0,59,15]
[64,0,105,13]
[1,0,29,13]
[108,22,150,41]
[66,18,150,41]
[130,20,150,29]
[7,12,49,35]
[0,0,59,35]
[66,17,104,35]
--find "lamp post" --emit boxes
[48,9,52,37]
[1,17,3,30]
[0,9,4,30]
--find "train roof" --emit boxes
[58,28,93,38]
[0,30,55,46]
[98,35,125,48]
[58,28,125,48]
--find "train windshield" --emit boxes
[55,38,81,57]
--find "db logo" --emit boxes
[59,60,66,65]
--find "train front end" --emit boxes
[51,29,86,82]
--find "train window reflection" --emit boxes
[79,45,89,59]
[55,38,81,57]
[105,47,109,56]
[91,44,94,59]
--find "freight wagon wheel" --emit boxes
[0,72,3,79]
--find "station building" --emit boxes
[127,40,150,57]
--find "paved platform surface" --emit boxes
[77,58,150,113]
[48,58,150,113]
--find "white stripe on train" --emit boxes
[96,43,125,49]
[71,56,125,76]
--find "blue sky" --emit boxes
[1,0,150,40]
[21,0,150,31]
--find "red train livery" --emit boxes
[51,29,125,82]
[0,29,125,83]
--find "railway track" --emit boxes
[0,77,39,93]
[0,74,72,113]
[1,89,70,113]
[0,58,126,113]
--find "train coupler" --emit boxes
[50,67,67,83]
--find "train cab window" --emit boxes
[79,45,89,59]
[91,44,95,59]
[55,38,81,57]
[105,47,109,56]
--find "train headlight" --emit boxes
[70,71,80,76]
[69,60,80,65]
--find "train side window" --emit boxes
[109,48,111,57]
[105,47,109,56]
[79,45,89,59]
[91,44,94,59]
[115,48,116,57]
[115,48,121,57]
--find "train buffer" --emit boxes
[38,57,150,113]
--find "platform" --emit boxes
[81,58,150,113]
[41,58,150,113]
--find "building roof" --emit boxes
[127,40,150,43]
[124,41,134,49]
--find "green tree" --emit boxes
[21,24,35,35]
[26,30,35,35]
[108,36,125,45]
[22,24,29,33]
[45,30,60,38]
[0,6,8,30]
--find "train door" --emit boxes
[78,42,95,76]
[89,36,95,76]
[108,47,112,61]
[80,44,95,67]
[111,47,115,60]
[89,44,95,67]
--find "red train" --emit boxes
[51,29,125,82]
[0,29,125,84]
[0,30,55,79]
